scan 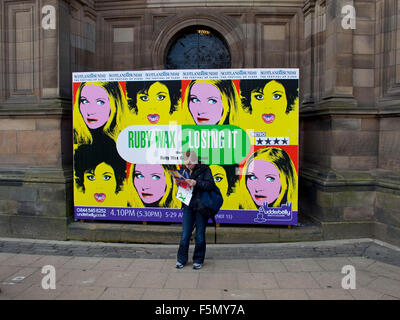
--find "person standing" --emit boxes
[176,151,216,270]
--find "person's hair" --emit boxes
[128,163,181,208]
[74,137,127,193]
[126,80,181,115]
[240,79,298,114]
[182,79,240,125]
[73,81,129,145]
[239,147,297,209]
[223,164,239,196]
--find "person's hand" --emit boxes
[174,178,185,186]
[185,179,196,187]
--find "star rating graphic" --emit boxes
[255,136,289,146]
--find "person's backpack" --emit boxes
[198,186,224,243]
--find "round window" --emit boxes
[165,26,231,69]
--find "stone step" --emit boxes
[67,220,323,244]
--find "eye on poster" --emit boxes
[72,69,299,225]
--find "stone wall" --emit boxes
[0,0,73,239]
[0,0,399,245]
[373,0,400,245]
[300,0,400,246]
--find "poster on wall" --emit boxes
[72,68,299,225]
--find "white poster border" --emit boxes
[73,68,299,83]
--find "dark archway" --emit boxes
[165,26,231,69]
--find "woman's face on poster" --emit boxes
[210,165,229,196]
[136,82,172,124]
[246,160,281,207]
[250,80,288,126]
[189,82,224,125]
[133,164,167,204]
[83,162,117,204]
[79,85,111,130]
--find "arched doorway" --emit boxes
[165,26,231,69]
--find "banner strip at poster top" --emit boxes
[72,68,299,83]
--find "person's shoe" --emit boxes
[193,263,203,270]
[176,261,184,269]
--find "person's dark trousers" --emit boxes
[177,206,208,265]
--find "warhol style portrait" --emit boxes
[73,81,129,145]
[128,164,181,208]
[126,81,181,125]
[74,137,129,207]
[209,164,239,209]
[238,79,298,143]
[182,80,240,125]
[238,147,297,211]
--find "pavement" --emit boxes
[0,237,399,300]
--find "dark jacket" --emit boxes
[185,164,216,209]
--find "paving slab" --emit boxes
[354,270,381,288]
[381,295,400,300]
[0,238,399,300]
[142,288,180,300]
[347,288,385,300]
[13,284,64,300]
[1,254,43,267]
[274,272,321,289]
[309,271,344,289]
[6,267,41,285]
[56,286,106,300]
[247,259,287,273]
[131,271,169,289]
[367,277,400,299]
[305,288,354,300]
[282,258,324,272]
[314,257,353,271]
[222,289,266,300]
[179,288,222,300]
[346,257,376,269]
[165,272,199,289]
[197,273,238,290]
[263,289,310,300]
[98,287,145,300]
[57,269,104,287]
[0,265,24,282]
[94,270,139,288]
[236,272,278,289]
[213,259,250,273]
[127,259,167,272]
[366,261,400,281]
[0,253,17,263]
[92,258,134,271]
[61,257,102,270]
[28,255,73,268]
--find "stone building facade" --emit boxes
[0,0,399,246]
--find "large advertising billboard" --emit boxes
[73,69,299,225]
